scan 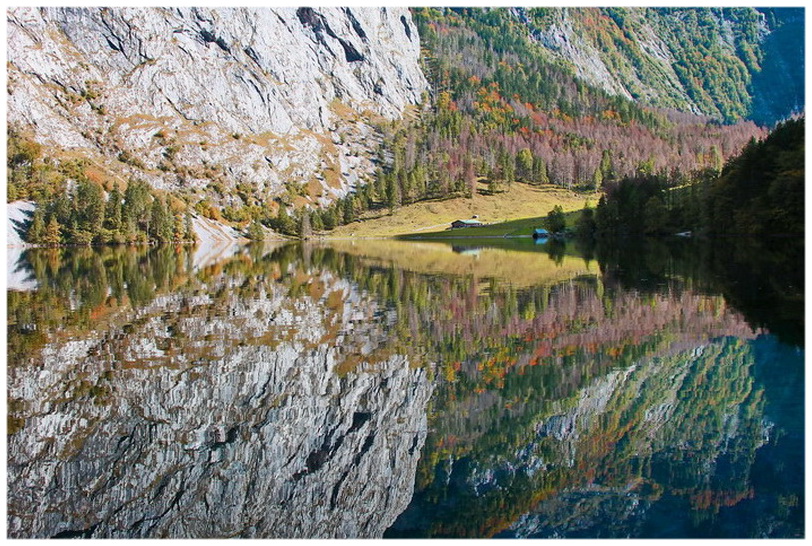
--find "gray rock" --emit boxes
[7,7,428,205]
[7,268,433,538]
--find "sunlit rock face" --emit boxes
[7,266,432,538]
[7,7,428,204]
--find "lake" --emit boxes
[6,237,804,538]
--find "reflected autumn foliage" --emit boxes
[7,239,804,539]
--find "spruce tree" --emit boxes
[184,212,196,242]
[247,219,265,241]
[105,182,123,234]
[43,215,62,246]
[27,208,45,244]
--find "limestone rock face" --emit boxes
[7,265,433,538]
[7,7,428,205]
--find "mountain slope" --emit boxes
[7,7,427,209]
[5,6,803,243]
[515,7,804,124]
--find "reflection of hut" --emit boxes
[532,228,549,240]
[451,219,484,229]
[452,245,482,256]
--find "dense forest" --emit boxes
[253,8,769,237]
[589,117,804,238]
[8,129,196,245]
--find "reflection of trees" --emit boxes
[594,237,803,347]
[288,243,785,538]
[8,246,196,366]
[8,242,801,538]
[392,336,773,538]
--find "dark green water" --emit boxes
[6,238,803,538]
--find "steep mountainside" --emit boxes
[514,7,803,124]
[5,7,803,241]
[7,7,427,209]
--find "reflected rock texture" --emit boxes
[7,245,432,538]
[7,239,803,538]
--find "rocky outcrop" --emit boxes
[7,7,427,207]
[7,265,433,538]
[514,7,802,123]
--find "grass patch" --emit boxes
[327,183,593,238]
[401,209,585,239]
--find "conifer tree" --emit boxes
[43,215,61,246]
[123,179,151,234]
[247,219,265,241]
[299,209,312,239]
[149,197,173,242]
[105,182,123,234]
[516,148,533,182]
[27,208,45,244]
[184,212,196,242]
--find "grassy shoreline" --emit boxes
[325,183,593,239]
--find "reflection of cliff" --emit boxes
[387,271,783,538]
[8,242,801,539]
[501,337,768,538]
[7,248,432,538]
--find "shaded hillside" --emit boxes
[513,7,804,124]
[593,117,804,238]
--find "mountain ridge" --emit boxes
[5,7,804,240]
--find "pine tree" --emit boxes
[342,197,356,224]
[299,209,312,239]
[75,180,105,239]
[599,149,614,185]
[247,219,265,241]
[322,207,337,231]
[532,157,549,185]
[592,168,603,191]
[105,182,123,234]
[516,148,533,182]
[275,206,295,235]
[27,208,45,244]
[43,215,62,246]
[149,197,172,242]
[123,179,152,235]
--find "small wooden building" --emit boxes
[451,219,484,229]
[532,228,550,239]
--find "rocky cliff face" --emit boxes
[7,260,433,538]
[515,7,803,123]
[7,7,427,207]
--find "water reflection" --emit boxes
[6,239,804,538]
[8,245,432,538]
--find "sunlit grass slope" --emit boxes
[326,183,591,238]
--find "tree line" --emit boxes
[26,178,196,246]
[245,8,768,238]
[8,7,774,243]
[576,117,804,239]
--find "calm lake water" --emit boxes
[7,237,804,538]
